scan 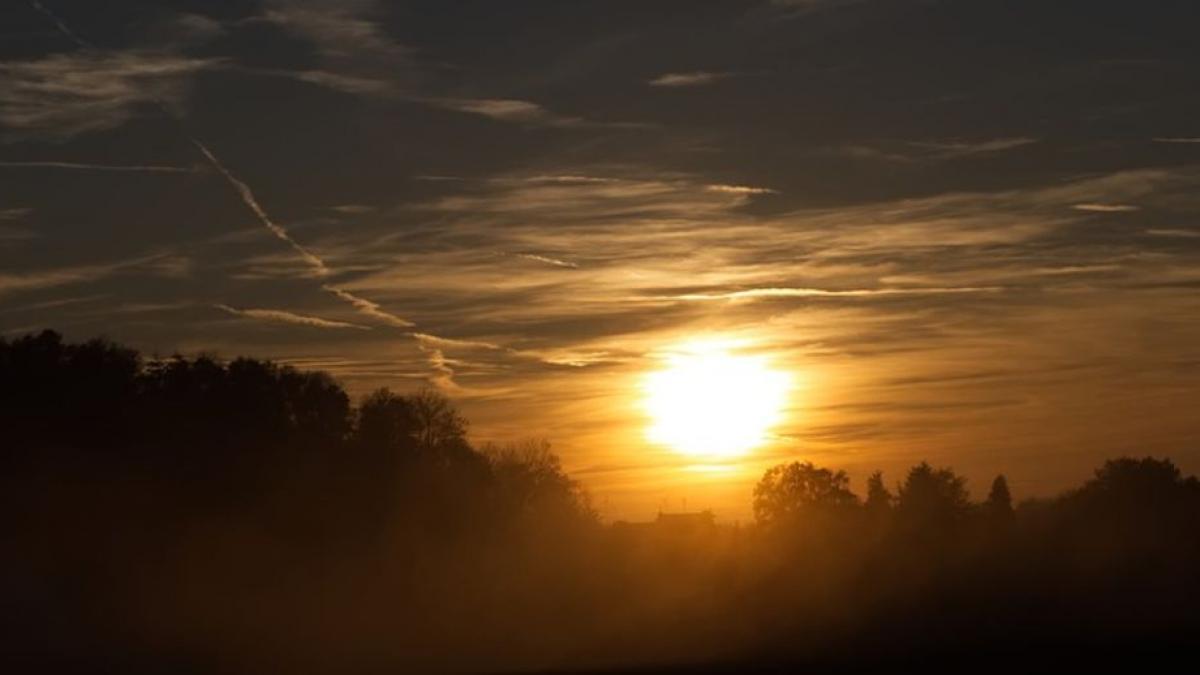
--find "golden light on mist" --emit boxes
[642,339,792,459]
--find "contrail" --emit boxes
[189,139,330,277]
[29,0,489,389]
[191,142,422,330]
[29,0,91,49]
[30,0,331,280]
[215,304,371,330]
[191,136,422,330]
[322,285,414,328]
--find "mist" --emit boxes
[4,330,1199,673]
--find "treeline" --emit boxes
[1,329,594,537]
[2,331,597,672]
[3,331,1199,673]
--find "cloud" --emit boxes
[322,285,414,328]
[1072,203,1140,213]
[429,97,583,127]
[0,227,33,244]
[0,255,149,298]
[261,5,411,66]
[421,173,769,222]
[29,0,89,48]
[254,4,645,135]
[907,137,1038,159]
[414,175,464,182]
[252,3,415,96]
[670,286,1005,301]
[189,133,423,336]
[191,139,330,277]
[329,204,377,215]
[410,332,503,351]
[415,342,459,392]
[0,160,199,173]
[648,71,730,87]
[705,184,777,195]
[170,13,226,42]
[0,207,33,220]
[515,253,579,269]
[259,68,396,96]
[1153,137,1200,144]
[1030,264,1122,276]
[832,138,1038,163]
[1146,228,1200,239]
[0,51,217,140]
[215,304,370,330]
[427,97,647,129]
[357,167,1193,380]
[0,252,195,297]
[834,145,917,163]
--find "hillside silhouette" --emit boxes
[3,331,1199,673]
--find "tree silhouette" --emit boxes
[1083,456,1192,500]
[1065,457,1200,539]
[896,462,971,529]
[486,439,596,528]
[753,461,859,526]
[356,387,421,453]
[984,474,1014,522]
[865,470,893,515]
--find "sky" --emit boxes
[2,0,1199,520]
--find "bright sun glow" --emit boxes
[643,340,792,459]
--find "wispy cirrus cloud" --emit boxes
[705,184,777,195]
[260,3,412,68]
[1146,228,1200,239]
[1,266,97,298]
[0,252,182,298]
[1072,203,1140,213]
[247,4,647,133]
[648,71,731,88]
[424,97,648,129]
[909,137,1038,158]
[329,204,377,215]
[0,51,217,141]
[515,253,580,269]
[834,137,1038,163]
[0,160,200,173]
[431,98,578,126]
[670,285,1005,301]
[0,207,33,220]
[215,304,371,330]
[249,2,415,96]
[0,208,33,243]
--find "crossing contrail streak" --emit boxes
[28,1,417,327]
[189,139,331,277]
[189,144,419,330]
[323,286,414,328]
[26,0,510,388]
[30,0,91,49]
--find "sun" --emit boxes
[642,340,792,459]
